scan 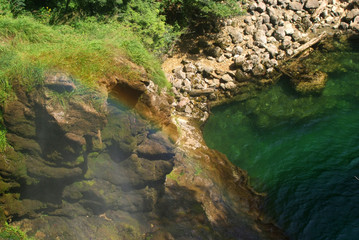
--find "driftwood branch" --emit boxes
[312,0,328,20]
[291,31,327,59]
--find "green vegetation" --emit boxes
[0,222,35,240]
[0,0,243,152]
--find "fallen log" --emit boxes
[189,88,215,96]
[291,31,327,59]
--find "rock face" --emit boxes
[0,72,179,239]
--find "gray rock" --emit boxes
[235,69,250,81]
[305,0,319,9]
[186,72,195,79]
[224,82,237,90]
[221,74,233,83]
[282,36,292,49]
[174,67,186,79]
[172,78,182,89]
[339,22,349,30]
[266,44,279,57]
[347,9,359,22]
[286,48,294,56]
[262,14,270,24]
[284,22,295,35]
[244,25,256,35]
[244,16,252,24]
[184,63,197,73]
[302,16,312,30]
[229,28,244,44]
[242,60,254,72]
[257,2,267,13]
[184,105,192,114]
[217,55,226,63]
[234,55,246,67]
[232,46,244,55]
[274,27,286,41]
[254,30,268,45]
[292,30,302,42]
[288,2,303,11]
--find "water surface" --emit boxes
[203,39,359,240]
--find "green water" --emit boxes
[203,40,359,240]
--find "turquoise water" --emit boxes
[203,40,359,240]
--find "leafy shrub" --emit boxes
[120,0,178,53]
[160,0,242,27]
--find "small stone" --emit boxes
[305,0,319,9]
[244,25,256,35]
[184,63,197,73]
[284,22,294,35]
[232,46,244,55]
[217,55,226,63]
[242,61,254,72]
[224,82,237,90]
[184,105,192,114]
[292,30,302,42]
[346,9,359,22]
[286,48,293,56]
[174,67,186,79]
[228,28,244,44]
[266,44,279,57]
[257,2,267,13]
[234,55,246,67]
[282,36,292,49]
[339,22,349,30]
[288,2,303,11]
[274,27,286,41]
[221,74,233,83]
[254,30,268,45]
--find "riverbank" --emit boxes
[164,0,359,122]
[162,0,359,239]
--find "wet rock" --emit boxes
[252,63,266,76]
[292,29,303,42]
[235,69,251,82]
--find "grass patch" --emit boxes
[0,15,170,102]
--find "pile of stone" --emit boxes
[167,0,358,121]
